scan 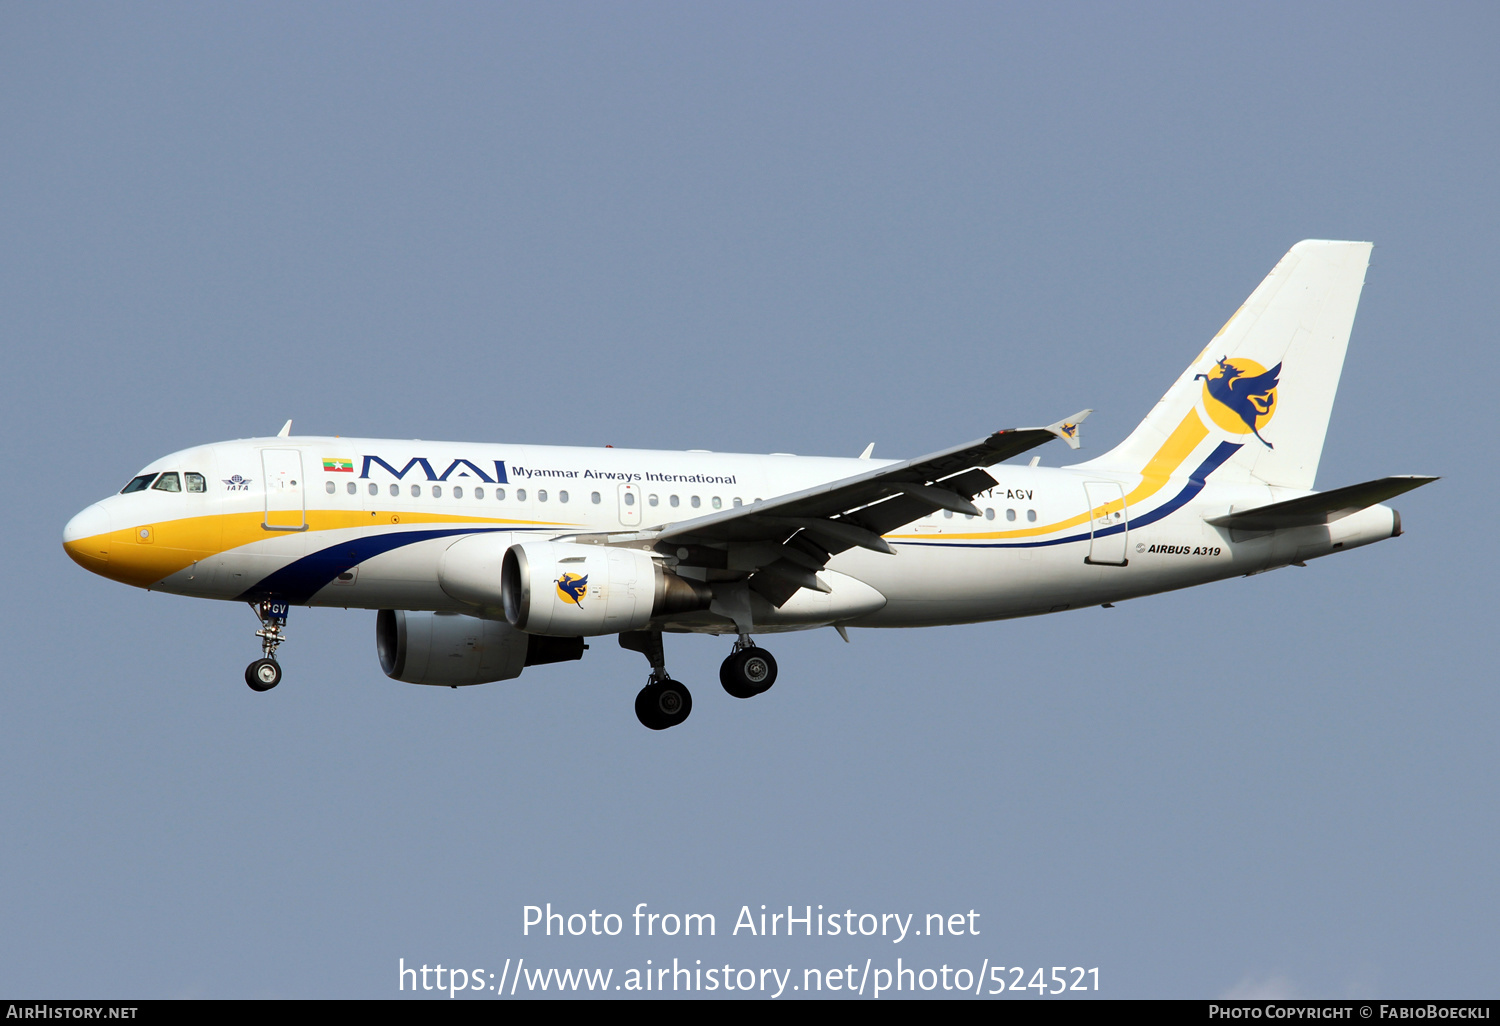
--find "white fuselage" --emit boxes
[62,435,1399,634]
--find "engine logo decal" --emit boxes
[556,572,588,606]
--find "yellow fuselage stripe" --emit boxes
[905,410,1209,541]
[63,509,579,589]
[67,413,1215,587]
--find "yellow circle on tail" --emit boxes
[1200,357,1277,435]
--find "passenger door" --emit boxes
[261,449,306,530]
[1083,481,1128,565]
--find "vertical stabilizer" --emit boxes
[1078,240,1372,490]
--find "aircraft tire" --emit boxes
[246,658,282,692]
[635,679,692,730]
[720,647,777,699]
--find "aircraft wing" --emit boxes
[1205,475,1438,531]
[560,410,1090,604]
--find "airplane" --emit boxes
[62,240,1434,730]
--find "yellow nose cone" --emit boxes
[62,504,111,572]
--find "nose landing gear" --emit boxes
[720,636,777,699]
[619,630,692,730]
[245,599,288,692]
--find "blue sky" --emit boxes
[2,2,1495,998]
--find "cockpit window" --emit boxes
[151,472,182,493]
[121,474,158,494]
[185,472,206,493]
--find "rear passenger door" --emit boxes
[1083,481,1128,565]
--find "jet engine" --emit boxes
[376,609,583,686]
[500,540,713,636]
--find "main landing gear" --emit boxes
[619,630,692,730]
[618,631,781,729]
[245,599,288,692]
[720,636,778,699]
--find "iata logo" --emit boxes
[556,573,588,606]
[1195,356,1281,449]
[223,474,252,491]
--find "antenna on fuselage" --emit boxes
[277,419,292,438]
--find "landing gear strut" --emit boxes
[720,635,777,699]
[245,599,288,692]
[620,630,692,730]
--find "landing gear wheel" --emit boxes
[635,679,693,730]
[246,658,282,692]
[720,647,777,698]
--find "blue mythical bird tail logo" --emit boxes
[1195,356,1281,448]
[555,572,588,606]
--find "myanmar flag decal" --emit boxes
[323,458,354,472]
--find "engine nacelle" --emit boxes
[500,541,713,636]
[376,609,583,686]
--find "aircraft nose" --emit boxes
[63,502,112,569]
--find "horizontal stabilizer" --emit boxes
[1206,475,1437,531]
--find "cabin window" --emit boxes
[346,481,357,495]
[325,481,336,494]
[670,495,680,508]
[712,496,722,510]
[1006,508,1016,521]
[432,485,442,498]
[538,489,548,502]
[474,487,484,499]
[943,510,953,519]
[452,486,463,499]
[389,484,399,497]
[985,508,995,520]
[496,488,506,501]
[368,483,378,496]
[185,473,206,493]
[559,490,568,503]
[410,485,421,497]
[648,494,659,506]
[121,474,157,494]
[591,491,601,504]
[1027,509,1037,522]
[516,488,527,502]
[152,473,181,493]
[624,492,635,506]
[690,496,701,509]
[733,497,743,507]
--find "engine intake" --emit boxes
[376,609,584,687]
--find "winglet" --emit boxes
[1046,409,1092,450]
[277,419,293,438]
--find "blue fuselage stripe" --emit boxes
[238,442,1245,600]
[237,527,516,604]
